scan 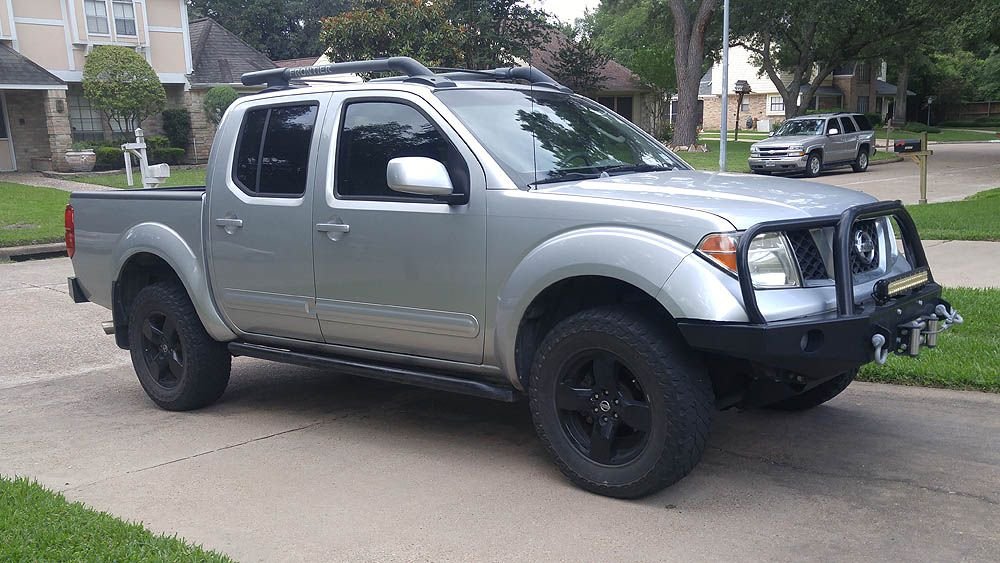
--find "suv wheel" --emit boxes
[128,282,232,411]
[529,306,713,498]
[766,370,857,411]
[804,152,823,178]
[851,149,870,172]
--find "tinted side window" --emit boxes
[232,103,318,197]
[336,101,468,200]
[853,114,873,131]
[826,120,840,134]
[840,117,858,134]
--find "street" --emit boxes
[2,257,998,561]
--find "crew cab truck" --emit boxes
[66,58,961,499]
[749,113,877,177]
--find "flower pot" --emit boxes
[64,150,97,173]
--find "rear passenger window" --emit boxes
[853,114,873,131]
[335,101,468,201]
[232,103,319,197]
[840,117,858,134]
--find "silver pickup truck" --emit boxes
[66,57,960,499]
[749,113,877,177]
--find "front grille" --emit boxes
[787,230,829,280]
[850,220,881,274]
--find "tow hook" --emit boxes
[893,304,963,358]
[871,334,889,365]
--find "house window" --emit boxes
[769,96,784,113]
[857,63,871,83]
[857,96,869,113]
[597,96,635,122]
[740,99,750,111]
[84,0,110,35]
[113,1,136,36]
[68,92,105,142]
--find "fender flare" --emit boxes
[492,226,692,389]
[112,222,236,342]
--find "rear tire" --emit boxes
[804,152,823,178]
[128,282,231,411]
[766,370,857,411]
[851,149,870,172]
[529,306,714,498]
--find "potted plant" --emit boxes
[65,142,97,173]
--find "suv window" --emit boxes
[336,101,468,201]
[853,114,874,131]
[826,119,840,135]
[840,116,858,134]
[233,103,319,197]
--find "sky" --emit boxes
[531,0,601,24]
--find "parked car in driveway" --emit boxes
[749,113,876,177]
[65,58,960,499]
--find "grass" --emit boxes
[907,188,1000,241]
[875,127,1000,143]
[69,166,207,189]
[0,476,232,562]
[860,288,1000,393]
[0,183,70,248]
[679,140,898,173]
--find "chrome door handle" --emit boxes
[316,223,350,233]
[214,218,243,228]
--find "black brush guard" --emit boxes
[677,200,953,380]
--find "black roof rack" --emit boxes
[240,56,572,93]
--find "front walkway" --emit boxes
[0,171,113,192]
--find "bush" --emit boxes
[203,86,239,126]
[939,119,1000,127]
[94,147,125,170]
[82,46,166,134]
[864,112,884,127]
[903,122,942,134]
[161,108,191,149]
[148,147,185,165]
[806,107,845,115]
[144,135,171,150]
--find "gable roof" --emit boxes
[528,29,648,93]
[0,43,65,88]
[188,18,275,86]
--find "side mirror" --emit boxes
[768,131,776,137]
[386,157,454,197]
[828,128,840,135]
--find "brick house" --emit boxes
[0,0,272,171]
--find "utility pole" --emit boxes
[719,0,730,172]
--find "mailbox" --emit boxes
[894,139,922,153]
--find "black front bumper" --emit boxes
[677,200,953,382]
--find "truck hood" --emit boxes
[752,134,821,147]
[536,170,876,230]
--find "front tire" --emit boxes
[529,307,714,498]
[766,370,857,411]
[851,149,870,172]
[128,282,231,411]
[804,152,823,177]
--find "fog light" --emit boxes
[873,267,930,304]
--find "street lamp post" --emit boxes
[719,0,730,172]
[734,80,752,142]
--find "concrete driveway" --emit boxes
[803,142,1000,204]
[3,258,999,561]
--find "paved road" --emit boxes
[803,143,1000,204]
[2,258,999,561]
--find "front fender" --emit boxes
[113,222,236,342]
[493,226,692,389]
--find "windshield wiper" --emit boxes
[529,171,603,187]
[598,163,674,175]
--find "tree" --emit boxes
[82,46,166,137]
[550,28,610,95]
[449,0,548,68]
[202,85,240,126]
[667,0,720,146]
[320,0,466,68]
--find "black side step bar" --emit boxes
[228,342,519,403]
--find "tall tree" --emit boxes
[668,0,720,146]
[448,0,548,68]
[550,28,610,95]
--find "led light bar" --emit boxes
[873,267,931,304]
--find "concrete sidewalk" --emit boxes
[923,240,999,288]
[0,171,114,192]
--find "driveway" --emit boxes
[803,142,1000,204]
[2,258,999,561]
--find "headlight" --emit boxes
[750,145,760,155]
[786,145,805,156]
[697,232,801,288]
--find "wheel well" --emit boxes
[113,253,182,348]
[858,143,870,154]
[513,276,673,389]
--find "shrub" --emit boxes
[148,147,185,165]
[806,107,845,115]
[144,135,171,150]
[161,108,191,149]
[82,45,166,133]
[903,122,942,134]
[939,119,1000,127]
[864,112,883,127]
[202,85,239,126]
[94,147,125,170]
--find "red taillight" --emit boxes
[64,204,75,258]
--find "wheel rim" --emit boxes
[810,157,820,174]
[859,153,868,168]
[555,351,652,466]
[140,310,184,389]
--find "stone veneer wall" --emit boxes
[183,88,217,164]
[701,94,774,131]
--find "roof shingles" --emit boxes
[188,18,275,85]
[0,44,64,87]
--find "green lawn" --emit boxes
[875,127,1000,143]
[69,166,207,189]
[860,288,999,393]
[908,188,1000,241]
[679,140,897,173]
[0,183,70,248]
[0,476,232,562]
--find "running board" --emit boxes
[228,342,519,402]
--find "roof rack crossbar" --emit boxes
[241,56,452,88]
[428,66,573,93]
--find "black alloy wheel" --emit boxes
[139,310,185,390]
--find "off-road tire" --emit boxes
[529,306,714,499]
[851,149,870,172]
[804,152,823,178]
[766,370,857,411]
[128,282,231,411]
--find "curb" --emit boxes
[0,242,67,261]
[870,156,904,165]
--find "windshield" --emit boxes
[774,119,824,137]
[435,89,685,188]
